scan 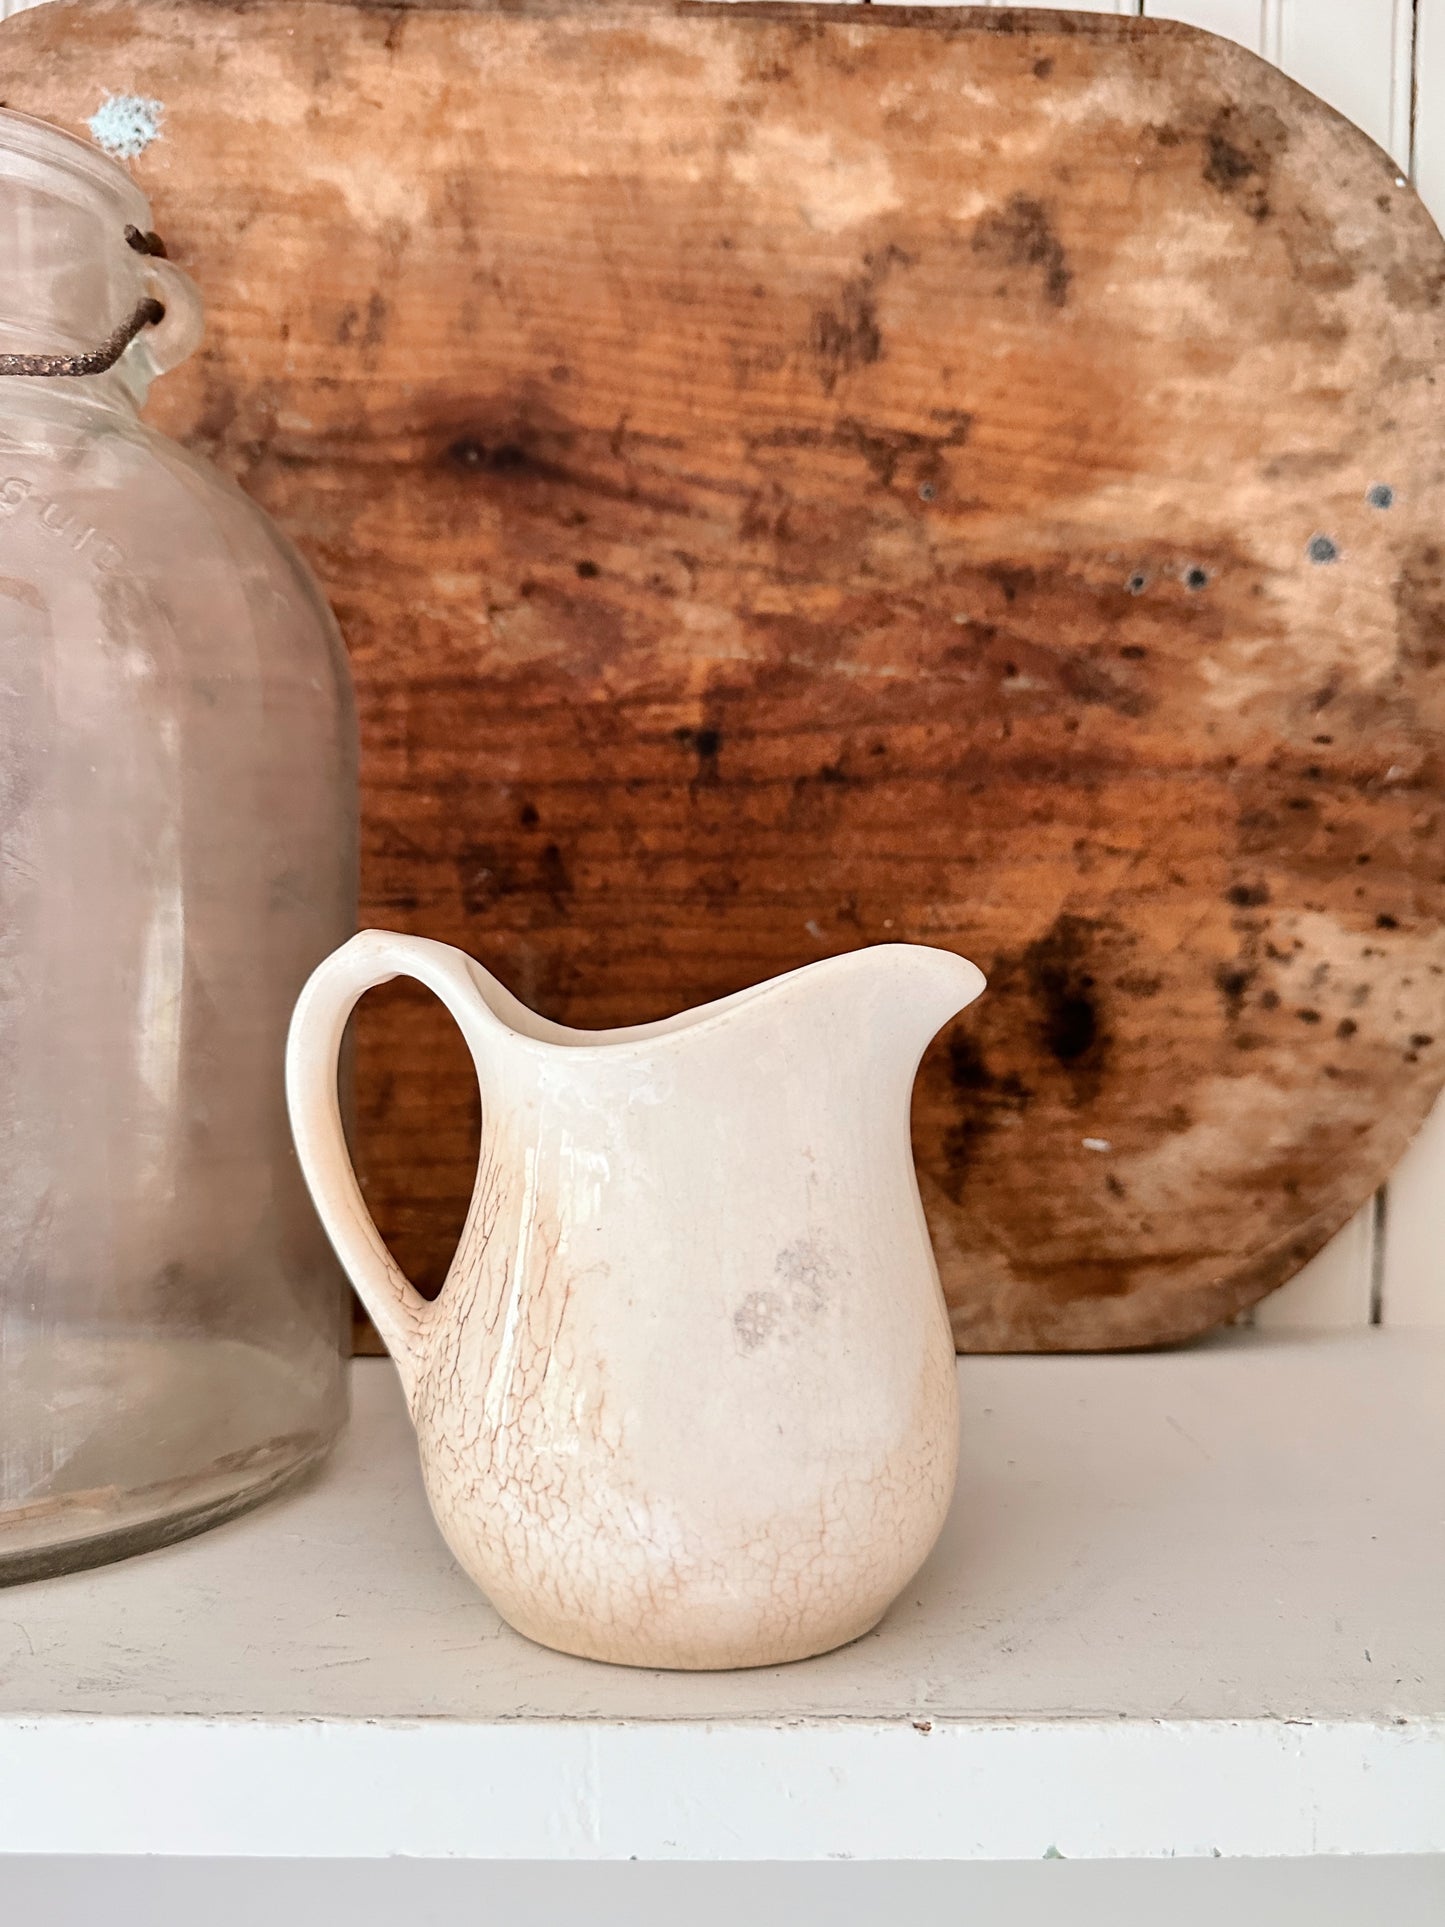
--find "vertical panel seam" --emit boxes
[1371,1190,1389,1325]
[1410,0,1424,180]
[1382,0,1425,1330]
[1390,0,1422,169]
[1262,0,1284,68]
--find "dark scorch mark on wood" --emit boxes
[939,1033,1033,1202]
[1022,914,1111,1102]
[1394,539,1445,670]
[807,247,913,394]
[1201,102,1289,222]
[971,194,1071,308]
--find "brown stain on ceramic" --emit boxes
[8,0,1444,1349]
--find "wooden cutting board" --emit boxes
[8,0,1445,1349]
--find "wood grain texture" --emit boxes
[6,0,1444,1349]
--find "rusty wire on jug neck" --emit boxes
[0,225,169,379]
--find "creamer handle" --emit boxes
[285,929,487,1403]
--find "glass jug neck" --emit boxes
[0,110,196,409]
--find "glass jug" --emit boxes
[0,111,357,1581]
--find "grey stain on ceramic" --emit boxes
[734,1239,834,1354]
[88,95,164,160]
[1367,483,1396,510]
[732,1292,781,1353]
[1308,534,1341,565]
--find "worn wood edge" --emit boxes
[6,0,1426,244]
[3,0,1314,57]
[951,1199,1360,1354]
[15,0,1428,236]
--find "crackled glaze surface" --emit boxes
[287,930,980,1668]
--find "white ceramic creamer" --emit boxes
[286,931,984,1669]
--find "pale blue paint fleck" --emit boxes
[87,95,164,160]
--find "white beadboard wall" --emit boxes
[0,0,1440,1327]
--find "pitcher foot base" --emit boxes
[492,1602,890,1673]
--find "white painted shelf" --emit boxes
[1,1339,1441,1862]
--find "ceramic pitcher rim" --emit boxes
[453,937,987,1057]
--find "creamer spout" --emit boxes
[870,942,987,1065]
[775,942,985,1088]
